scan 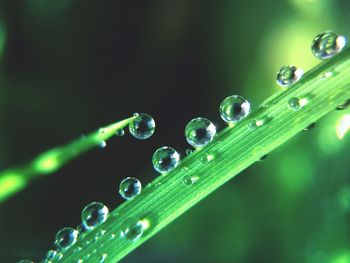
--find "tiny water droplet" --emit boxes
[56,253,63,260]
[94,230,106,241]
[200,153,215,164]
[76,259,83,263]
[83,254,91,260]
[248,119,265,131]
[82,202,109,229]
[311,31,346,59]
[133,113,139,117]
[335,99,350,110]
[183,175,198,186]
[288,97,308,111]
[99,141,107,148]
[55,227,78,250]
[120,217,144,242]
[185,117,216,147]
[320,71,335,79]
[276,65,303,87]
[46,250,57,260]
[185,148,193,155]
[129,113,155,140]
[109,233,116,240]
[152,146,180,174]
[99,254,108,263]
[259,154,268,161]
[220,95,251,124]
[304,122,316,131]
[119,177,142,200]
[115,129,125,137]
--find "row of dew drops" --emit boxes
[19,31,348,263]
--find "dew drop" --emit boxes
[115,129,125,137]
[129,113,155,140]
[119,177,142,200]
[81,202,109,229]
[120,217,145,242]
[185,117,216,147]
[98,128,107,134]
[46,250,57,260]
[74,246,82,253]
[185,148,193,155]
[304,122,316,131]
[219,95,251,124]
[288,97,308,111]
[152,146,180,174]
[200,153,215,164]
[335,99,350,110]
[94,230,106,241]
[99,254,108,263]
[311,31,346,59]
[276,65,303,87]
[109,233,116,240]
[99,141,107,148]
[183,175,198,186]
[54,227,78,250]
[248,119,265,131]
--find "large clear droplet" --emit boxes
[311,31,346,59]
[81,202,109,229]
[219,95,251,124]
[54,227,78,250]
[119,177,142,200]
[276,65,303,87]
[152,146,180,174]
[129,113,155,140]
[185,117,216,147]
[120,217,144,242]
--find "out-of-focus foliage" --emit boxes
[0,0,349,262]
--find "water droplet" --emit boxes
[17,260,33,263]
[83,254,91,260]
[46,250,57,260]
[320,71,335,79]
[76,259,83,263]
[119,177,142,200]
[200,153,215,164]
[109,233,116,240]
[276,65,303,87]
[335,99,350,110]
[219,95,251,124]
[182,175,198,186]
[115,129,125,137]
[99,141,107,148]
[82,202,109,229]
[129,113,155,140]
[248,119,266,131]
[56,253,63,260]
[259,154,268,161]
[304,122,316,131]
[54,227,78,250]
[133,113,139,117]
[99,254,108,262]
[152,146,180,174]
[185,117,216,147]
[288,97,308,111]
[94,230,106,241]
[120,217,144,241]
[311,31,346,59]
[185,148,193,155]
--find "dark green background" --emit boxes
[0,0,349,262]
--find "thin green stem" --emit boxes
[0,116,136,202]
[57,48,350,262]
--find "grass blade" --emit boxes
[0,116,136,203]
[54,48,350,262]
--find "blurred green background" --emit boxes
[0,0,349,262]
